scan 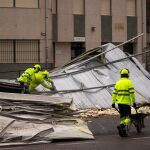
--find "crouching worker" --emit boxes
[17,64,41,94]
[112,68,136,137]
[28,70,56,93]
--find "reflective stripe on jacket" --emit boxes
[17,68,35,84]
[112,78,136,106]
[28,71,52,91]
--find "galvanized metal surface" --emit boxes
[0,43,150,110]
[36,43,150,109]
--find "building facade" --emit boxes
[0,0,147,78]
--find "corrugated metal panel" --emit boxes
[2,43,150,109]
[46,43,150,109]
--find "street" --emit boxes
[0,115,150,150]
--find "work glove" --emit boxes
[50,85,57,93]
[133,103,136,108]
[112,104,115,108]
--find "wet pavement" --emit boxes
[1,115,150,150]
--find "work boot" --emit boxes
[117,125,124,137]
[117,124,128,137]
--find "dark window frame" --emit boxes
[0,0,40,8]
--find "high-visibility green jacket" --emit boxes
[17,68,36,84]
[28,71,53,92]
[112,78,136,106]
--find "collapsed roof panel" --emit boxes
[0,43,150,109]
[35,43,150,109]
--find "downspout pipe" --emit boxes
[45,0,48,68]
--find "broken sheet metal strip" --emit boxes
[61,33,144,72]
[41,84,115,94]
[51,48,150,78]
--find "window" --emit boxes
[15,0,39,8]
[0,40,40,63]
[73,0,84,14]
[0,0,13,7]
[0,0,39,8]
[74,15,85,37]
[127,0,136,16]
[100,0,111,15]
[0,40,13,63]
[127,17,137,40]
[101,16,112,42]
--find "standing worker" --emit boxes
[112,68,136,137]
[28,70,56,93]
[17,64,41,94]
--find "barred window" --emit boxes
[0,0,39,8]
[0,40,40,63]
[0,40,14,63]
[0,0,13,7]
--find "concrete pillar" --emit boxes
[112,0,127,42]
[57,0,73,42]
[40,0,53,65]
[85,0,101,51]
[136,0,147,64]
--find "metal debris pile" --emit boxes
[0,92,94,146]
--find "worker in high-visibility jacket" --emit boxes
[112,68,136,137]
[17,64,41,94]
[28,70,56,92]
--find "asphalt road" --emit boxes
[1,115,150,150]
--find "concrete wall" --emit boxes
[136,0,147,63]
[0,8,41,39]
[40,0,53,64]
[0,0,148,71]
[55,42,71,67]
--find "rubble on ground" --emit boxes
[77,105,150,118]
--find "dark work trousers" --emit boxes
[118,104,131,119]
[19,82,30,94]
